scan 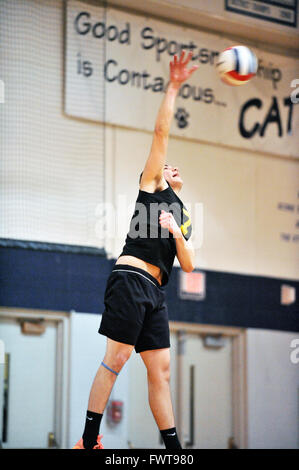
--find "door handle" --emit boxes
[185,365,195,448]
[2,353,10,444]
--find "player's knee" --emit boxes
[163,367,171,384]
[109,350,131,371]
[148,362,171,385]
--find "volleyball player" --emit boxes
[73,50,198,450]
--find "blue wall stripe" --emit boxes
[0,246,298,332]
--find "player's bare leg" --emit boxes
[88,338,134,413]
[73,338,134,449]
[141,348,182,448]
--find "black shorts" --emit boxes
[98,264,170,353]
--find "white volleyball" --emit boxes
[216,45,258,86]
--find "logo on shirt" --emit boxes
[181,207,191,238]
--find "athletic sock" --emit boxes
[160,427,182,449]
[82,410,103,449]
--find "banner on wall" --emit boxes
[225,0,298,28]
[168,0,298,30]
[65,0,299,158]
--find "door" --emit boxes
[127,331,178,449]
[128,329,234,449]
[0,317,57,448]
[181,333,233,449]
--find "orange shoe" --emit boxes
[72,434,104,449]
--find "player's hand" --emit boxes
[159,210,182,238]
[170,50,199,87]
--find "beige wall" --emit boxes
[106,125,299,280]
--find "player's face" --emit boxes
[163,164,183,191]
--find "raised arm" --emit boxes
[140,51,198,192]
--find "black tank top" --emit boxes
[119,182,192,286]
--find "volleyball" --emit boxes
[216,45,258,86]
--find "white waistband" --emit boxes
[112,269,159,288]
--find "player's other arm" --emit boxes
[159,210,195,273]
[175,235,195,273]
[140,51,198,192]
